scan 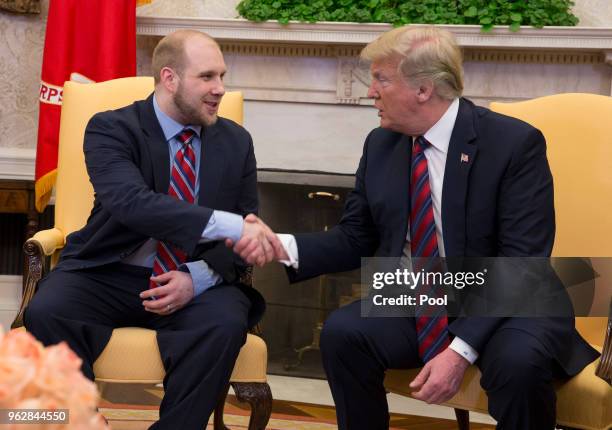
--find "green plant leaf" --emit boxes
[464,5,477,17]
[236,0,579,30]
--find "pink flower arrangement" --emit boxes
[0,327,110,430]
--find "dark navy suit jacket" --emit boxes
[289,98,598,374]
[54,94,264,325]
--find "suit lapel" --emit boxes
[141,94,170,193]
[393,134,413,254]
[441,98,478,256]
[198,123,225,207]
[141,95,225,206]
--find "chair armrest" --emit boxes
[595,298,612,384]
[10,229,65,329]
[30,228,65,256]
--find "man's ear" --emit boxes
[416,80,434,103]
[159,66,178,93]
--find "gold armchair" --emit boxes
[385,93,612,430]
[12,77,272,430]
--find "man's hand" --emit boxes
[226,214,288,266]
[140,270,195,315]
[409,348,470,404]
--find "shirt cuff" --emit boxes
[449,336,479,364]
[201,210,244,244]
[183,260,223,297]
[277,234,299,269]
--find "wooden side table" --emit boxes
[0,179,39,239]
[0,179,40,295]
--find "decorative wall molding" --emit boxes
[336,57,371,105]
[220,42,362,58]
[221,42,606,65]
[136,16,612,54]
[0,148,35,181]
[463,50,604,65]
[230,85,338,105]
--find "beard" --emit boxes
[173,83,218,127]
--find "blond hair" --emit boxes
[152,30,218,84]
[361,26,463,100]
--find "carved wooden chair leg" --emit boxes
[454,408,470,430]
[232,382,272,430]
[11,240,45,329]
[213,383,231,430]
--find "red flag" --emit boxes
[35,0,136,212]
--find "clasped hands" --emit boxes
[228,215,471,405]
[226,214,288,266]
[141,214,282,315]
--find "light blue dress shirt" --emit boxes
[122,95,244,296]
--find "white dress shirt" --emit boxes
[277,98,479,364]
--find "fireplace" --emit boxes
[255,174,361,379]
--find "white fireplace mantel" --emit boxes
[2,20,612,181]
[136,17,612,54]
[133,17,612,175]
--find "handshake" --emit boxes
[225,214,289,267]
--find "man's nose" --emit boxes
[212,78,225,96]
[367,83,378,99]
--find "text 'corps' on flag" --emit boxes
[35,0,137,212]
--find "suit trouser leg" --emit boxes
[320,300,422,430]
[149,284,251,430]
[478,327,559,430]
[25,265,252,430]
[23,265,150,380]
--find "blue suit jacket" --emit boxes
[54,94,264,325]
[289,98,598,374]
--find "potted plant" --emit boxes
[237,0,579,31]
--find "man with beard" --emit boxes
[24,30,274,429]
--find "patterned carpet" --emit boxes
[99,384,342,429]
[98,383,495,430]
[100,404,339,429]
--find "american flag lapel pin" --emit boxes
[460,153,469,163]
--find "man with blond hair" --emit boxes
[234,26,598,429]
[25,30,275,429]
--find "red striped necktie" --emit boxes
[410,136,450,362]
[150,128,197,289]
